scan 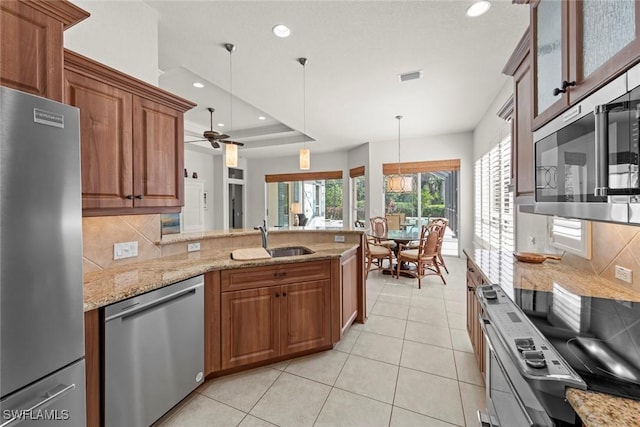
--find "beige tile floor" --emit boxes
[155,256,486,427]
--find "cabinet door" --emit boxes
[132,96,184,208]
[221,287,279,370]
[64,70,134,210]
[0,1,63,101]
[514,49,534,198]
[281,280,331,355]
[569,0,640,101]
[532,0,570,129]
[341,253,358,331]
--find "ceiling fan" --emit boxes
[185,107,244,149]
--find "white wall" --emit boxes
[369,132,475,254]
[65,0,159,85]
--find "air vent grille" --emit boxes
[399,70,423,82]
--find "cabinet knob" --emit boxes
[552,80,576,96]
[135,194,144,200]
[467,286,476,292]
[125,195,134,200]
[468,267,475,273]
[282,292,287,297]
[275,292,280,298]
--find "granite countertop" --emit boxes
[567,388,640,427]
[84,242,357,311]
[464,248,640,426]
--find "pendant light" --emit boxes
[386,115,413,192]
[224,43,238,168]
[299,57,310,170]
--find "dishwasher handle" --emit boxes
[105,283,203,322]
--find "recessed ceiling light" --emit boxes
[272,24,291,38]
[193,82,204,88]
[217,123,225,127]
[466,0,491,17]
[258,116,266,120]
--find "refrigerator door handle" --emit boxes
[0,383,76,427]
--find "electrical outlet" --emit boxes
[615,265,633,283]
[113,241,138,260]
[334,235,345,243]
[528,236,536,245]
[188,242,201,252]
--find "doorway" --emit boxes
[229,183,244,229]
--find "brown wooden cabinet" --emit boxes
[466,257,487,380]
[340,248,358,333]
[63,50,195,216]
[532,0,640,130]
[219,261,332,371]
[504,29,534,200]
[0,0,88,101]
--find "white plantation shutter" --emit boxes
[474,136,514,251]
[551,216,591,258]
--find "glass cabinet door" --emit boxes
[570,0,640,101]
[533,0,569,128]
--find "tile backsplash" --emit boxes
[563,221,640,292]
[83,215,162,272]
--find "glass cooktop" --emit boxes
[512,285,640,401]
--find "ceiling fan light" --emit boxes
[226,143,238,168]
[466,0,491,17]
[299,148,310,170]
[192,82,204,88]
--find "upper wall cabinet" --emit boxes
[64,50,196,216]
[532,0,640,130]
[0,0,89,101]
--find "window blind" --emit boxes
[474,136,514,251]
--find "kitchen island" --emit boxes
[464,248,640,427]
[83,227,366,426]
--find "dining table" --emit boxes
[368,228,421,276]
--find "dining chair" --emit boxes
[395,223,446,288]
[369,216,397,249]
[364,236,394,279]
[428,217,449,274]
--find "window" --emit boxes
[474,136,514,251]
[551,216,591,258]
[350,166,366,225]
[265,171,344,228]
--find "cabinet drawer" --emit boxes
[221,260,331,292]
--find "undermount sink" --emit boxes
[268,246,315,257]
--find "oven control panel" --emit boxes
[477,285,583,382]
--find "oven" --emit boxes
[476,285,586,427]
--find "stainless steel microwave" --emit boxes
[533,62,640,224]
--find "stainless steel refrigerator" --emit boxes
[0,86,86,426]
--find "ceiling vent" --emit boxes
[399,70,423,82]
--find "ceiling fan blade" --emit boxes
[210,140,220,149]
[184,139,207,144]
[220,140,245,147]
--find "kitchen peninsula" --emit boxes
[83,227,365,426]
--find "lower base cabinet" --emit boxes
[466,257,486,380]
[218,261,333,371]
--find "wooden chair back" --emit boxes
[369,216,389,237]
[418,223,443,258]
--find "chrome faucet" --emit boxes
[254,220,268,248]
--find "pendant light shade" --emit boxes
[299,148,310,170]
[225,43,238,168]
[385,115,413,193]
[299,57,310,170]
[226,143,238,168]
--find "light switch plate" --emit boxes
[188,242,201,252]
[114,241,138,260]
[334,235,345,243]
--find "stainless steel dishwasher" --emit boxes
[104,275,204,427]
